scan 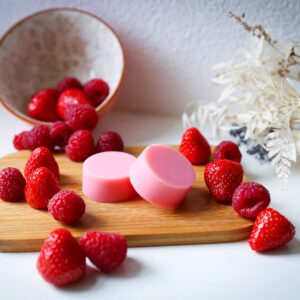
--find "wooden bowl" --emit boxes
[0,8,125,125]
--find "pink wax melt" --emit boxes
[129,144,196,208]
[82,152,137,203]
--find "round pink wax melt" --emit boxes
[129,144,196,208]
[82,152,137,203]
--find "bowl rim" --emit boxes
[0,7,125,125]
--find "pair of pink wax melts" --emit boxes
[82,144,196,208]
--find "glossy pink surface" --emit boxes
[82,152,137,203]
[129,144,195,208]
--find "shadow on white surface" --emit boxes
[257,239,300,256]
[56,257,142,292]
[106,257,143,278]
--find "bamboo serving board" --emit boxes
[0,146,253,252]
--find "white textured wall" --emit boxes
[0,0,299,116]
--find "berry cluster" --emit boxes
[27,77,109,122]
[37,229,127,286]
[13,76,124,162]
[0,147,85,224]
[180,127,295,252]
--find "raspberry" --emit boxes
[57,77,83,94]
[66,130,96,162]
[48,190,85,224]
[96,131,124,152]
[0,167,26,202]
[25,167,60,209]
[27,88,60,122]
[232,182,270,219]
[56,89,92,120]
[29,125,54,151]
[80,231,127,273]
[37,228,86,286]
[65,104,98,131]
[179,127,211,165]
[214,141,242,163]
[24,147,59,180]
[84,79,109,107]
[13,125,53,151]
[49,121,73,148]
[204,159,244,202]
[13,131,31,150]
[249,208,295,252]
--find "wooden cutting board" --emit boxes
[0,146,253,252]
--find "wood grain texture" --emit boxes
[0,146,253,252]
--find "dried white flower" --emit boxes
[183,12,300,187]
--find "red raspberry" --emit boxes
[48,190,85,224]
[214,141,242,163]
[37,228,86,286]
[80,231,127,273]
[65,104,98,131]
[49,121,73,148]
[24,147,59,180]
[27,88,60,122]
[57,77,82,94]
[179,127,211,165]
[13,131,31,150]
[30,125,54,151]
[204,159,244,202]
[232,182,270,219]
[56,89,92,120]
[84,79,109,107]
[25,167,60,209]
[66,130,96,162]
[0,167,26,202]
[249,208,295,252]
[96,131,124,152]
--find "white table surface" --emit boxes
[0,107,299,300]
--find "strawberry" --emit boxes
[56,89,92,120]
[27,88,59,122]
[37,228,86,286]
[204,159,244,202]
[25,167,60,209]
[24,147,59,180]
[179,127,211,164]
[249,208,295,252]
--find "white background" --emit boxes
[1,0,300,115]
[0,1,300,299]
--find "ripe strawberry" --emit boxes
[97,131,124,152]
[65,104,98,131]
[56,89,92,120]
[24,147,59,180]
[27,88,59,122]
[80,231,127,273]
[249,208,295,252]
[49,121,73,149]
[37,228,86,286]
[57,77,82,94]
[48,190,85,224]
[214,141,242,163]
[179,127,211,164]
[25,167,60,209]
[0,167,26,202]
[232,182,270,219]
[66,130,96,162]
[84,78,109,107]
[204,159,244,202]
